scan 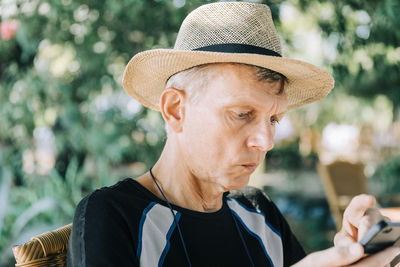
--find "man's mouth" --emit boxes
[241,164,258,171]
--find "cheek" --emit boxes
[193,126,226,157]
[185,123,230,163]
[271,125,277,138]
[183,109,243,164]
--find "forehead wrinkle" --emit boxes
[221,94,287,116]
[271,95,287,115]
[199,64,287,113]
[217,81,287,108]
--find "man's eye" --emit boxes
[237,112,250,119]
[270,116,280,125]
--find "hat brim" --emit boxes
[122,49,334,111]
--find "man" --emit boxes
[67,2,400,266]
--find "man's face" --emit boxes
[179,64,288,191]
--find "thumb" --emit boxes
[292,243,364,267]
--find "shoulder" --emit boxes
[90,177,137,199]
[73,178,152,225]
[70,177,153,244]
[227,186,273,212]
[76,178,133,210]
[68,178,142,266]
[227,186,306,264]
[226,186,285,235]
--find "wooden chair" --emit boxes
[318,161,367,230]
[12,224,72,267]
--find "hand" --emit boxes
[292,244,399,266]
[335,194,383,246]
[292,194,400,266]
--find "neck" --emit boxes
[137,140,225,212]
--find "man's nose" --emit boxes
[246,123,275,152]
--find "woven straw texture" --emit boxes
[174,2,281,55]
[122,2,334,111]
[12,224,72,267]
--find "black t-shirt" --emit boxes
[67,178,305,267]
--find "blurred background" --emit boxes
[1,0,399,266]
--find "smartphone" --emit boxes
[359,220,400,254]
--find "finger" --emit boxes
[358,208,385,241]
[293,243,364,267]
[343,194,376,233]
[352,246,400,267]
[334,230,355,247]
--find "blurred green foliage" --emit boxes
[265,189,336,253]
[266,139,319,170]
[295,0,400,120]
[373,154,400,194]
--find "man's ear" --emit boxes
[160,87,186,133]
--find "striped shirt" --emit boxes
[67,178,305,267]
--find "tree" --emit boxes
[295,0,400,120]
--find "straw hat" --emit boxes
[122,2,334,111]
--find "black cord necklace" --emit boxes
[149,168,254,267]
[149,168,192,267]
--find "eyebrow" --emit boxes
[225,102,287,116]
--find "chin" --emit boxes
[223,175,250,191]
